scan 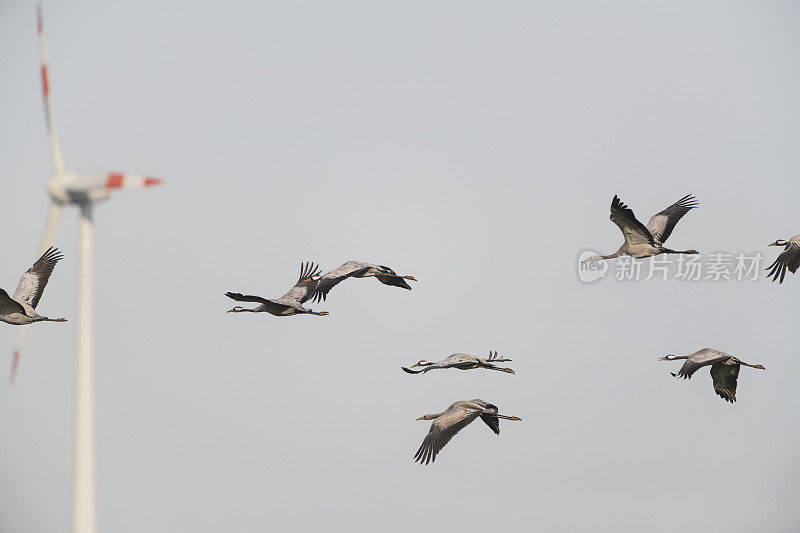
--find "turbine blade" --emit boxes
[9,343,22,386]
[59,171,162,200]
[104,172,163,190]
[10,202,63,385]
[39,202,62,252]
[37,3,65,173]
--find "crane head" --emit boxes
[658,354,678,361]
[769,240,787,247]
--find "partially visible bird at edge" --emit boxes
[0,247,67,325]
[659,348,765,403]
[414,399,521,465]
[402,351,514,374]
[582,194,700,262]
[766,234,800,283]
[226,262,329,316]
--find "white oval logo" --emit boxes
[578,250,609,283]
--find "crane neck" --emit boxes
[597,250,624,260]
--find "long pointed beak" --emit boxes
[768,242,778,246]
[403,275,417,281]
[410,363,420,368]
[416,416,426,421]
[658,356,669,361]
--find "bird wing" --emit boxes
[444,353,477,365]
[225,292,271,304]
[225,292,293,314]
[375,269,413,291]
[279,262,322,303]
[710,361,739,403]
[645,195,699,246]
[311,261,371,303]
[12,247,63,309]
[478,403,501,435]
[766,243,800,284]
[610,195,654,246]
[672,348,728,379]
[414,404,481,465]
[0,288,26,316]
[417,354,476,373]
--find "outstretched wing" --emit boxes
[478,403,501,435]
[672,348,728,379]
[375,274,412,291]
[311,261,371,303]
[414,404,481,465]
[766,243,800,284]
[280,262,322,303]
[225,292,290,314]
[646,194,699,246]
[710,362,739,403]
[225,292,271,305]
[0,288,27,316]
[483,350,511,363]
[13,246,63,309]
[610,195,654,246]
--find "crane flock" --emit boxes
[7,192,791,464]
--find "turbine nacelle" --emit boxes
[47,171,162,204]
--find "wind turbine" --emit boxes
[14,6,163,533]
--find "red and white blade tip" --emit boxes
[41,65,50,96]
[10,349,20,386]
[106,172,163,189]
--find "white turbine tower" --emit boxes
[13,6,163,533]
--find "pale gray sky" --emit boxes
[1,1,799,531]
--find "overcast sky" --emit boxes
[1,1,799,531]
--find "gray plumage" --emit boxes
[414,399,521,465]
[659,348,765,403]
[402,350,514,374]
[311,260,416,303]
[583,194,700,262]
[0,247,67,325]
[766,235,800,283]
[225,262,329,317]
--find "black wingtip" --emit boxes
[611,194,631,212]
